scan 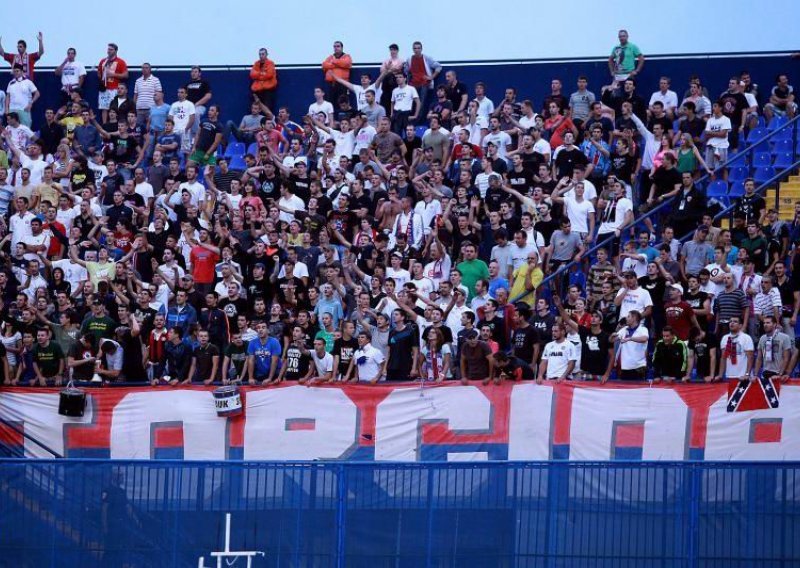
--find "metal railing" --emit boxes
[538,113,800,291]
[0,459,798,567]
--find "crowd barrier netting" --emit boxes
[0,459,799,567]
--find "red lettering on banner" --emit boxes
[552,384,574,446]
[674,387,722,450]
[342,387,392,446]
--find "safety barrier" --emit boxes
[0,459,798,567]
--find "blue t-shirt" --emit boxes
[149,103,171,132]
[247,336,282,377]
[157,132,180,159]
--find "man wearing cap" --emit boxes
[615,270,653,322]
[680,225,714,281]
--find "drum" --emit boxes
[213,385,243,417]
[59,385,86,417]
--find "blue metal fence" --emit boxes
[1,460,799,567]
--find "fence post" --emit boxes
[545,462,563,568]
[425,464,436,568]
[686,462,701,568]
[335,463,347,568]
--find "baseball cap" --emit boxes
[697,224,710,232]
[670,283,684,294]
[623,270,637,278]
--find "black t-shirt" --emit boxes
[219,297,249,330]
[421,324,454,346]
[683,290,709,328]
[689,332,717,378]
[578,327,611,375]
[283,345,311,380]
[196,120,223,153]
[387,324,419,378]
[507,168,536,196]
[193,343,220,382]
[511,324,537,363]
[584,116,615,143]
[639,276,668,310]
[532,313,555,346]
[734,194,766,225]
[652,167,682,198]
[647,115,672,134]
[611,152,637,184]
[185,80,211,105]
[332,337,358,377]
[719,91,749,128]
[69,341,95,381]
[477,316,508,350]
[110,134,139,164]
[498,357,536,380]
[445,82,468,111]
[554,147,588,179]
[118,329,146,381]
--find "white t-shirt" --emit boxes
[597,197,633,234]
[179,180,206,207]
[385,267,411,289]
[563,196,595,234]
[705,115,732,149]
[308,101,334,123]
[616,287,653,320]
[311,351,334,377]
[533,138,552,159]
[475,97,495,119]
[353,125,377,154]
[9,211,35,246]
[55,206,78,231]
[411,276,435,300]
[704,262,729,297]
[325,128,355,158]
[59,61,86,90]
[22,232,50,261]
[508,242,536,272]
[354,343,385,382]
[649,90,679,110]
[6,78,37,110]
[391,85,419,112]
[542,339,578,379]
[352,83,382,111]
[169,100,196,133]
[469,116,489,146]
[617,325,649,370]
[135,182,155,204]
[720,332,754,378]
[621,254,648,279]
[482,131,512,159]
[5,124,35,150]
[21,155,47,186]
[51,258,88,294]
[278,194,305,223]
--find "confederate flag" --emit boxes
[727,377,781,412]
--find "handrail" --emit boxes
[536,113,800,293]
[675,158,800,244]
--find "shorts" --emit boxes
[97,89,117,110]
[704,146,728,170]
[765,102,798,116]
[179,131,193,154]
[189,149,217,166]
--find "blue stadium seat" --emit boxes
[415,125,427,138]
[706,180,729,198]
[247,142,259,155]
[728,181,746,197]
[749,140,771,154]
[770,127,793,142]
[772,139,793,155]
[752,152,772,167]
[753,166,776,184]
[756,115,766,128]
[746,127,768,143]
[727,166,750,183]
[228,154,248,171]
[727,152,748,168]
[768,115,789,131]
[773,152,795,169]
[224,142,246,159]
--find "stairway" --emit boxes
[767,174,800,220]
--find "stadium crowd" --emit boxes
[0,31,798,388]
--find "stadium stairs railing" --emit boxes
[538,113,800,292]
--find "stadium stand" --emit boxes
[0,31,796,392]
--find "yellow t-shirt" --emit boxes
[510,263,543,306]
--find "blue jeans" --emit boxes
[415,86,432,124]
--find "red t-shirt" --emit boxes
[3,52,40,80]
[664,301,695,341]
[44,221,66,257]
[408,55,427,87]
[97,57,128,90]
[190,246,219,284]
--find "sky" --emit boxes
[2,1,794,68]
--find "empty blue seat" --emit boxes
[728,166,750,183]
[729,181,746,197]
[247,142,259,155]
[746,127,768,143]
[228,154,248,171]
[224,142,246,159]
[706,180,729,198]
[752,152,772,167]
[727,152,748,167]
[768,115,789,131]
[770,127,793,142]
[415,125,427,138]
[772,139,793,155]
[774,152,795,169]
[753,166,776,184]
[749,140,771,155]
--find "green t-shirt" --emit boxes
[33,342,65,377]
[610,42,642,74]
[315,329,335,353]
[457,259,490,300]
[81,316,118,342]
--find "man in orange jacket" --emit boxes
[250,48,277,112]
[322,41,352,110]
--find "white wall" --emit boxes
[3,0,795,68]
